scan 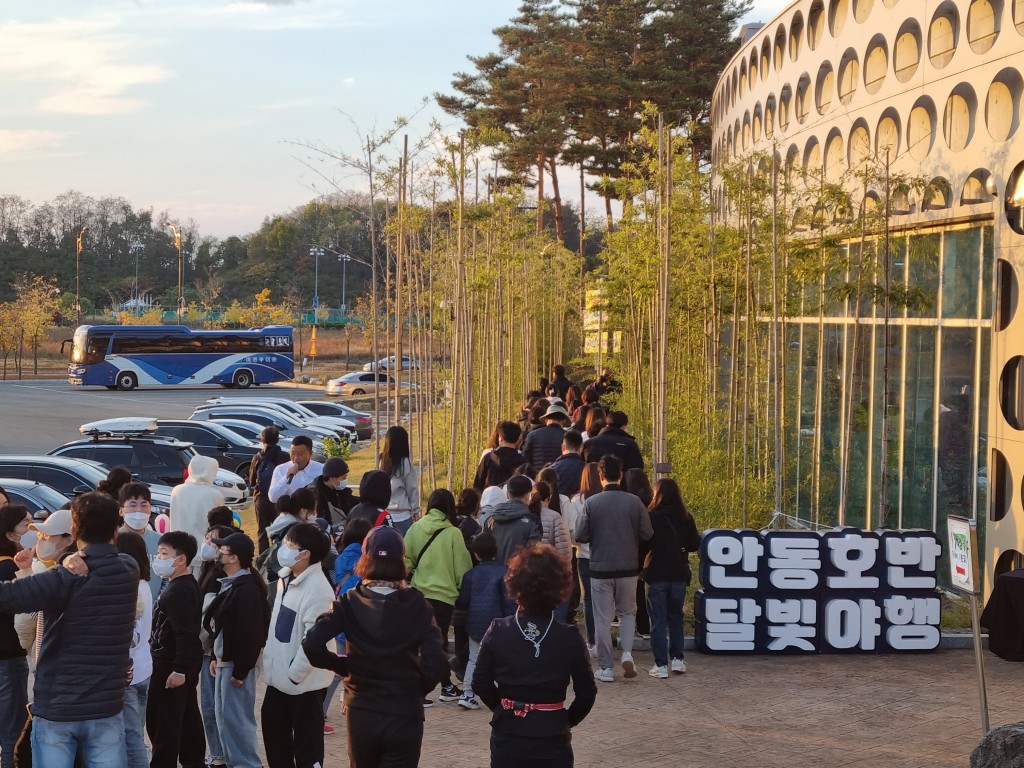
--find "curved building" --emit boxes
[711,0,1024,594]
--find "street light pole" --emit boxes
[130,241,144,317]
[164,224,183,322]
[309,246,326,324]
[341,253,351,314]
[75,226,87,327]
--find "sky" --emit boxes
[1,0,789,239]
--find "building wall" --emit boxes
[711,0,1024,596]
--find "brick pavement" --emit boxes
[312,648,1023,768]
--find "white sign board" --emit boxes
[947,515,979,595]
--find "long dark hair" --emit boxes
[624,469,653,507]
[578,462,602,500]
[528,480,552,516]
[650,478,693,523]
[379,426,411,477]
[536,468,562,514]
[117,530,151,582]
[0,504,30,558]
[455,488,480,519]
[427,488,457,526]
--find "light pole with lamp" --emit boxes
[339,252,351,314]
[75,226,87,326]
[129,241,144,317]
[164,223,183,322]
[309,246,325,374]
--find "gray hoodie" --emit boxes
[484,498,541,565]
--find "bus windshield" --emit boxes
[67,325,294,390]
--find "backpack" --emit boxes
[255,453,276,496]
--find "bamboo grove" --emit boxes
[350,105,933,531]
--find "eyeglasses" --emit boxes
[122,501,151,511]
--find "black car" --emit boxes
[0,477,74,517]
[0,456,172,517]
[154,420,261,478]
[47,429,249,506]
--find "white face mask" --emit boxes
[334,479,348,491]
[152,555,178,579]
[123,513,150,531]
[19,530,39,550]
[199,542,219,562]
[36,538,64,563]
[277,546,303,569]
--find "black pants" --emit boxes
[347,707,423,768]
[147,663,206,768]
[567,552,581,622]
[426,598,454,687]
[490,731,573,768]
[261,685,327,768]
[256,494,277,553]
[635,578,650,635]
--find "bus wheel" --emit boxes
[116,372,138,391]
[233,370,253,389]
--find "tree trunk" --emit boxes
[547,156,565,245]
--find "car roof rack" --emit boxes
[79,417,159,436]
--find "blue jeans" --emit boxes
[463,639,481,699]
[577,557,595,645]
[645,581,687,667]
[201,655,224,760]
[0,656,28,768]
[122,678,149,768]
[32,712,127,768]
[214,664,261,768]
[392,517,413,536]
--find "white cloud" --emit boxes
[0,17,168,116]
[0,129,67,157]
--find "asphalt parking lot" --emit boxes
[0,378,327,454]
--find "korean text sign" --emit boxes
[695,528,943,654]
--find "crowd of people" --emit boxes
[0,364,701,768]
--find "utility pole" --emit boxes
[75,226,87,327]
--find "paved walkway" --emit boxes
[316,647,1022,767]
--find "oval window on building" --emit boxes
[849,121,871,168]
[790,12,805,60]
[804,137,822,180]
[943,84,976,152]
[808,1,826,50]
[996,258,1019,331]
[894,20,922,83]
[824,131,845,181]
[816,63,835,114]
[796,74,812,124]
[774,24,786,69]
[765,94,777,137]
[780,86,793,130]
[761,39,771,80]
[986,68,1024,141]
[876,109,901,156]
[990,448,1012,522]
[1015,0,1024,34]
[829,0,849,37]
[753,105,763,143]
[999,356,1024,429]
[928,3,959,68]
[908,97,936,159]
[1005,160,1024,234]
[967,0,1001,53]
[838,49,859,105]
[864,34,888,94]
[853,0,873,22]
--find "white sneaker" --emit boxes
[457,695,480,710]
[595,667,614,682]
[648,665,669,679]
[621,652,636,678]
[671,658,687,674]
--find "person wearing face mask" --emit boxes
[310,457,355,531]
[196,525,235,767]
[118,482,162,601]
[147,530,206,768]
[258,489,320,601]
[205,532,271,768]
[260,523,335,768]
[170,455,225,571]
[0,504,31,768]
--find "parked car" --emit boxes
[153,420,262,478]
[297,400,374,440]
[202,397,356,441]
[199,418,326,462]
[0,456,173,518]
[325,371,414,397]
[0,477,76,517]
[190,405,341,445]
[362,355,421,372]
[47,418,250,507]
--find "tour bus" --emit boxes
[66,324,294,390]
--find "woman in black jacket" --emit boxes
[643,479,701,679]
[303,525,446,768]
[473,542,596,768]
[205,532,271,768]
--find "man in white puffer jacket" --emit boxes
[170,455,224,570]
[261,522,336,768]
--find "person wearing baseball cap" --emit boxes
[312,456,355,530]
[522,403,570,470]
[204,531,270,768]
[303,525,447,767]
[30,509,75,568]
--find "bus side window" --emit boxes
[87,335,112,364]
